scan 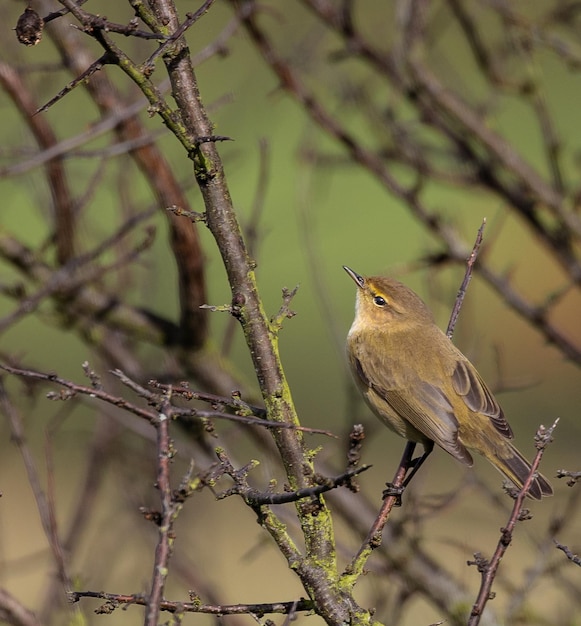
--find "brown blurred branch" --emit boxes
[0,62,75,264]
[0,379,75,614]
[33,0,208,351]
[0,589,42,626]
[554,540,581,566]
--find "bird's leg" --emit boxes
[383,441,416,504]
[383,441,434,505]
[402,440,434,488]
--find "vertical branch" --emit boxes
[128,3,363,622]
[139,0,308,472]
[145,400,174,626]
[0,62,75,265]
[446,218,486,339]
[467,420,558,626]
[343,442,414,581]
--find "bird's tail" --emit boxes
[489,442,553,500]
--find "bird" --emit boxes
[344,266,553,499]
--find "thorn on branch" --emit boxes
[270,286,299,333]
[36,51,117,114]
[195,135,233,145]
[200,303,234,313]
[214,447,371,505]
[167,205,207,223]
[556,469,581,487]
[554,540,581,566]
[141,0,217,71]
[345,424,365,492]
[82,361,102,390]
[467,552,490,574]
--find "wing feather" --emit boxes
[376,382,473,465]
[452,360,513,439]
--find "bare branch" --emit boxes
[446,218,486,339]
[554,540,581,567]
[467,420,558,625]
[68,590,313,617]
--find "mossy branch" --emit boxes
[43,1,378,622]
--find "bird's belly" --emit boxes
[363,386,429,444]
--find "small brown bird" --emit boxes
[344,266,553,499]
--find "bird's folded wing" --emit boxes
[452,359,513,439]
[374,381,474,466]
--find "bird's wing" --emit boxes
[376,381,474,466]
[452,359,513,439]
[351,351,473,464]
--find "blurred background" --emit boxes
[1,2,580,625]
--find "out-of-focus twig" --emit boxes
[0,379,76,615]
[554,540,581,566]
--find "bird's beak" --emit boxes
[343,266,365,289]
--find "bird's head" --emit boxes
[343,266,434,333]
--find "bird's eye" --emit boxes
[373,295,387,307]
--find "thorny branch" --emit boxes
[68,590,313,617]
[214,448,371,506]
[554,540,581,567]
[0,363,334,436]
[556,469,581,487]
[467,420,559,626]
[2,3,579,626]
[446,218,486,339]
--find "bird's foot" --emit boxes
[382,482,405,507]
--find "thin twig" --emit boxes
[342,441,416,579]
[0,588,42,626]
[218,464,372,505]
[446,218,486,339]
[145,399,174,626]
[36,52,116,114]
[68,590,313,616]
[0,363,156,422]
[143,0,217,71]
[554,540,581,567]
[0,379,75,606]
[467,419,558,625]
